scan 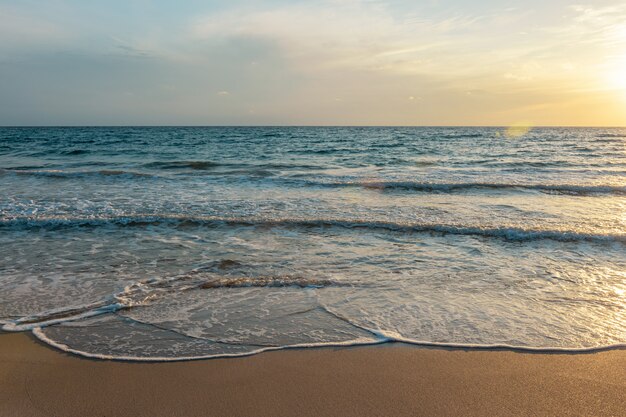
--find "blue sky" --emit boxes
[1,0,625,125]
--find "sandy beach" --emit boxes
[0,332,624,417]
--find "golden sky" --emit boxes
[0,0,625,126]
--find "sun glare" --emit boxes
[607,55,626,91]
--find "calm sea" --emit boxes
[1,126,625,360]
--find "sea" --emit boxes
[1,126,625,360]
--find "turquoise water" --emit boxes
[1,126,625,360]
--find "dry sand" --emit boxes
[1,332,624,417]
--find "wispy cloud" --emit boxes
[108,37,156,59]
[189,1,486,73]
[186,1,624,91]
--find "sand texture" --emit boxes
[1,332,624,417]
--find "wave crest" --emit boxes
[312,180,626,195]
[1,215,624,244]
[0,168,155,179]
[142,160,221,170]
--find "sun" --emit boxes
[606,55,626,91]
[604,22,626,90]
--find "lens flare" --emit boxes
[505,122,533,138]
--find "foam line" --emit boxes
[31,327,386,361]
[26,296,624,362]
[2,303,123,332]
[30,327,626,363]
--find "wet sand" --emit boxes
[1,332,624,417]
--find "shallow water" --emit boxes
[1,126,625,360]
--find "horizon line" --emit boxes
[1,125,625,129]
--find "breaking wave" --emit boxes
[1,215,624,244]
[596,133,626,138]
[307,180,626,195]
[142,160,223,170]
[0,168,156,179]
[142,160,323,171]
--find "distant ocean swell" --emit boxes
[1,215,624,244]
[0,160,324,172]
[0,168,157,179]
[3,168,625,196]
[303,180,626,195]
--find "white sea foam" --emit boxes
[31,327,385,361]
[8,282,625,362]
[30,326,626,362]
[2,303,123,332]
[2,272,353,331]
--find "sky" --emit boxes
[0,0,625,126]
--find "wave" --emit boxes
[479,160,597,168]
[305,180,626,196]
[4,270,623,360]
[1,302,122,332]
[143,160,222,170]
[142,160,323,171]
[1,269,352,331]
[0,161,325,180]
[23,307,626,362]
[198,276,346,289]
[1,215,624,244]
[0,168,156,179]
[440,133,484,139]
[596,133,626,138]
[4,167,625,196]
[117,272,352,309]
[30,329,384,361]
[62,149,90,155]
[0,166,280,179]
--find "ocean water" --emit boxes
[1,126,625,360]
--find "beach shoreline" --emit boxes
[1,332,624,417]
